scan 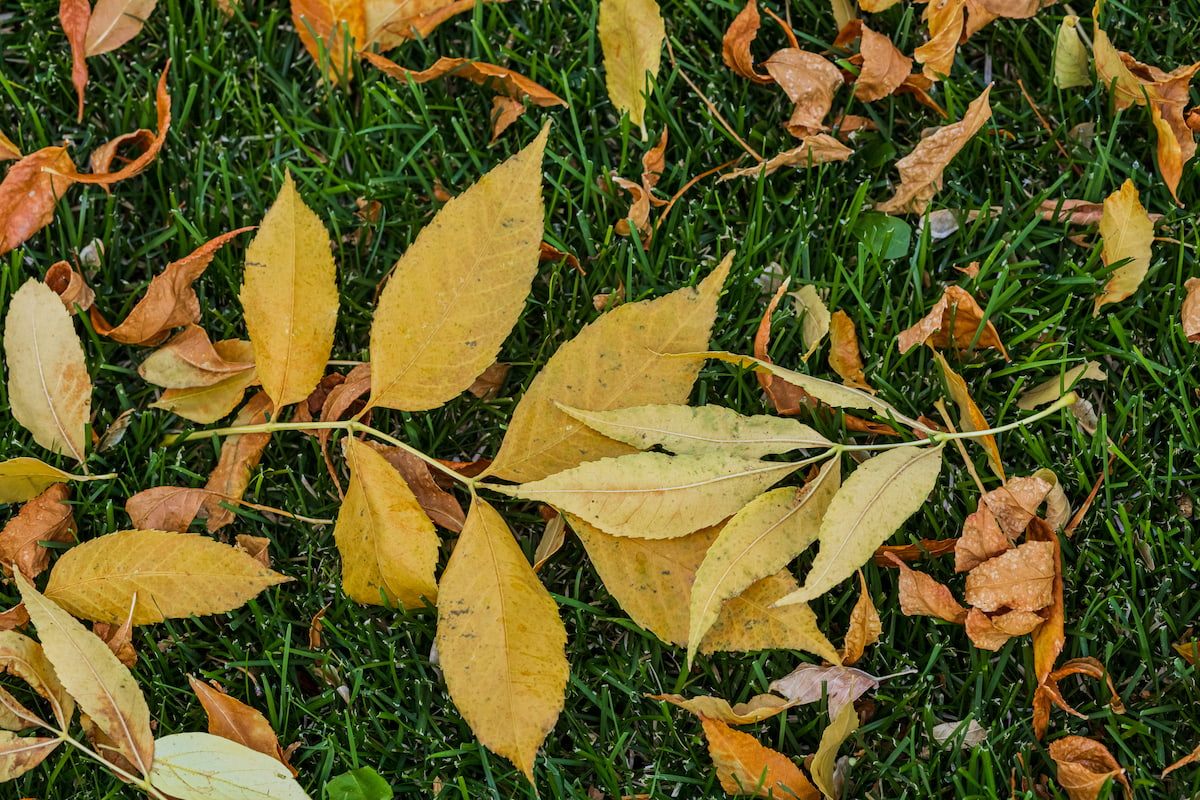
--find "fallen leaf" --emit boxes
[1174,640,1200,665]
[982,475,1051,538]
[4,279,92,462]
[0,731,62,780]
[59,0,90,120]
[199,391,274,531]
[613,129,669,237]
[933,351,1002,478]
[532,510,566,571]
[887,552,967,623]
[964,607,1043,650]
[856,23,912,101]
[148,732,311,800]
[364,442,466,532]
[791,284,832,361]
[765,49,842,137]
[292,0,365,85]
[1094,179,1154,315]
[188,677,297,776]
[365,53,566,112]
[60,66,170,185]
[0,147,77,256]
[1017,362,1107,410]
[368,126,547,412]
[722,0,773,84]
[1054,15,1091,89]
[489,96,526,141]
[1184,278,1200,342]
[598,0,665,138]
[954,505,1012,572]
[1163,743,1200,778]
[436,498,568,781]
[701,570,842,664]
[1048,735,1130,800]
[701,717,819,799]
[0,484,76,580]
[45,261,95,313]
[931,719,988,748]
[840,571,881,666]
[365,0,489,52]
[0,130,21,161]
[93,609,136,668]
[876,85,992,214]
[872,537,958,565]
[896,285,1008,359]
[651,693,796,725]
[964,540,1055,612]
[811,700,858,800]
[1027,516,1064,693]
[235,534,273,569]
[150,365,260,423]
[1047,657,1125,714]
[138,325,255,389]
[85,0,157,55]
[0,629,76,731]
[466,362,510,400]
[769,664,878,723]
[0,458,83,504]
[828,311,872,392]
[914,0,965,80]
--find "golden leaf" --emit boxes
[650,693,796,725]
[0,458,81,504]
[914,0,964,80]
[598,0,665,138]
[188,677,297,776]
[841,570,881,666]
[701,570,842,664]
[933,351,1002,479]
[0,630,75,731]
[1094,179,1154,315]
[828,310,872,392]
[791,284,831,361]
[292,0,364,85]
[812,701,858,799]
[0,147,76,256]
[701,717,819,799]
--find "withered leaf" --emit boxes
[1048,736,1130,800]
[856,23,912,102]
[791,284,832,361]
[365,54,566,111]
[150,364,260,423]
[61,66,170,185]
[720,136,853,182]
[139,325,254,389]
[45,261,95,313]
[1017,362,1107,411]
[897,285,1008,359]
[651,692,796,725]
[200,391,273,532]
[125,486,208,532]
[1054,15,1091,89]
[1184,277,1200,343]
[188,676,297,776]
[914,0,965,80]
[0,731,61,780]
[887,552,967,624]
[812,700,858,800]
[765,49,842,138]
[365,442,466,532]
[701,717,819,799]
[365,0,493,54]
[981,475,1051,538]
[769,664,879,723]
[828,310,872,392]
[933,351,1002,478]
[613,128,668,238]
[0,629,75,731]
[964,607,1043,650]
[1094,179,1154,315]
[963,540,1055,612]
[1163,743,1200,779]
[841,570,881,666]
[954,505,1012,572]
[722,0,773,84]
[0,130,21,161]
[598,0,665,138]
[0,147,77,256]
[60,0,90,121]
[85,0,157,55]
[0,484,76,580]
[931,718,988,749]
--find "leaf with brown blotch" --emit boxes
[964,540,1054,613]
[90,227,254,346]
[500,451,801,541]
[485,254,731,482]
[777,445,945,607]
[0,458,90,505]
[125,486,208,532]
[896,285,1008,359]
[292,0,364,85]
[791,284,831,361]
[689,459,839,665]
[701,570,842,664]
[1094,179,1154,315]
[719,135,854,182]
[1054,15,1091,89]
[45,261,95,314]
[0,629,76,731]
[765,49,842,138]
[0,147,77,256]
[364,443,466,532]
[1017,362,1107,410]
[1048,736,1130,800]
[841,570,881,666]
[954,505,1011,572]
[335,438,439,608]
[0,731,62,780]
[723,0,773,84]
[556,403,833,459]
[60,0,90,121]
[701,717,819,799]
[1163,743,1200,778]
[856,23,912,102]
[199,392,273,532]
[651,692,797,725]
[812,700,858,800]
[769,664,879,723]
[0,484,76,580]
[364,53,567,110]
[4,280,91,462]
[613,128,668,237]
[188,676,297,776]
[1184,278,1200,342]
[914,0,964,80]
[876,85,992,215]
[85,0,157,56]
[139,325,254,389]
[14,570,154,775]
[150,366,260,424]
[59,66,169,185]
[367,126,547,413]
[828,310,873,393]
[933,351,1002,479]
[436,497,568,781]
[598,0,665,139]
[0,130,20,160]
[886,553,967,624]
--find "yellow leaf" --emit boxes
[148,732,312,800]
[500,452,800,540]
[701,716,819,799]
[85,0,156,56]
[933,351,1003,479]
[0,458,84,504]
[14,569,154,776]
[701,570,842,664]
[650,692,797,725]
[828,310,873,392]
[913,0,964,80]
[367,126,548,412]
[436,498,568,781]
[1094,179,1154,314]
[790,284,832,361]
[688,459,839,665]
[1017,361,1107,410]
[241,172,338,409]
[0,630,75,731]
[598,0,665,138]
[811,700,859,799]
[3,279,91,462]
[150,368,260,424]
[1092,28,1146,109]
[0,731,61,780]
[556,402,832,458]
[485,254,731,482]
[138,326,254,389]
[43,529,292,624]
[334,438,439,608]
[779,445,944,606]
[1054,15,1091,89]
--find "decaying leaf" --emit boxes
[855,22,913,102]
[598,0,665,138]
[886,552,967,623]
[701,716,819,799]
[931,719,988,749]
[0,130,21,161]
[765,49,842,138]
[963,540,1055,612]
[148,732,311,800]
[188,677,297,776]
[791,284,832,361]
[1163,743,1200,778]
[840,571,881,666]
[199,392,274,531]
[828,311,872,392]
[0,484,76,580]
[1184,277,1200,343]
[59,0,90,120]
[0,629,76,731]
[722,0,773,84]
[769,664,878,723]
[651,693,796,725]
[85,0,157,55]
[613,129,668,236]
[914,0,964,80]
[1094,179,1154,315]
[1017,362,1107,410]
[811,700,858,800]
[0,147,76,256]
[45,261,95,313]
[1054,15,1091,89]
[0,731,62,780]
[954,504,1011,572]
[897,285,1008,359]
[61,66,170,185]
[1048,735,1130,800]
[138,325,255,389]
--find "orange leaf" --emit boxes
[856,23,912,101]
[0,484,76,580]
[828,310,873,392]
[914,0,964,80]
[841,570,881,665]
[614,129,669,236]
[1027,517,1064,690]
[199,392,273,532]
[292,0,365,85]
[365,53,566,108]
[366,0,493,52]
[718,135,852,182]
[722,0,773,84]
[188,677,297,776]
[0,147,77,256]
[1048,736,1130,800]
[45,261,95,314]
[897,285,1008,359]
[964,607,1042,650]
[701,717,819,799]
[59,0,90,121]
[963,540,1055,612]
[1163,742,1200,778]
[981,475,1051,537]
[765,49,842,138]
[872,537,958,565]
[125,486,208,532]
[954,505,1012,572]
[1175,640,1200,665]
[0,130,21,161]
[886,552,967,624]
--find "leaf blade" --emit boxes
[148,732,312,800]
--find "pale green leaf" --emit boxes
[148,732,312,800]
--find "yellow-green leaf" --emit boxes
[1054,15,1091,89]
[1017,362,1107,411]
[811,699,859,799]
[700,570,841,664]
[0,458,86,504]
[598,0,665,138]
[688,458,839,665]
[334,437,439,608]
[485,254,732,482]
[148,732,312,800]
[240,172,339,409]
[778,445,944,606]
[556,403,832,458]
[1094,179,1154,315]
[436,498,568,781]
[367,126,548,412]
[791,284,831,361]
[43,529,292,624]
[500,452,800,540]
[4,279,91,462]
[14,569,154,776]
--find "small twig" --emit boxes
[761,5,799,49]
[665,38,763,160]
[1017,78,1081,175]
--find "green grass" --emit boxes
[2,0,1200,797]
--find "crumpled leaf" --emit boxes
[886,552,967,623]
[769,664,878,723]
[701,716,819,799]
[765,49,842,138]
[828,310,872,392]
[0,147,77,256]
[1048,736,1130,800]
[854,22,913,101]
[718,136,852,179]
[914,0,964,80]
[931,719,988,749]
[964,540,1055,612]
[148,732,312,800]
[897,285,1008,359]
[722,0,773,84]
[1017,362,1107,410]
[199,392,273,531]
[1184,277,1200,343]
[189,677,297,776]
[1163,742,1200,778]
[840,570,881,666]
[598,0,665,139]
[1094,179,1154,315]
[0,484,76,580]
[45,261,95,313]
[791,284,832,361]
[60,65,170,185]
[982,475,1051,537]
[1054,15,1091,89]
[139,325,254,389]
[85,0,157,55]
[59,0,90,121]
[651,692,796,725]
[613,128,668,236]
[965,607,1044,650]
[954,504,1012,572]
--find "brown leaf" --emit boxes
[364,442,467,532]
[1049,657,1124,714]
[701,717,819,799]
[125,486,208,532]
[954,505,1012,572]
[897,285,1008,359]
[489,96,526,141]
[138,325,255,389]
[466,362,510,400]
[235,534,273,569]
[766,49,842,138]
[60,0,90,121]
[722,0,773,84]
[964,607,1043,650]
[718,135,852,181]
[0,605,29,632]
[0,484,76,580]
[872,537,958,565]
[538,241,582,273]
[914,0,964,80]
[963,540,1056,612]
[1163,743,1200,778]
[1027,516,1064,692]
[365,53,566,110]
[886,552,967,624]
[0,147,77,256]
[93,609,137,668]
[188,676,297,776]
[1048,736,1130,800]
[841,570,881,665]
[85,0,157,56]
[651,693,796,725]
[91,227,254,345]
[60,65,170,185]
[615,128,669,236]
[1182,277,1200,342]
[768,664,879,722]
[876,85,992,214]
[45,261,95,314]
[981,475,1051,538]
[828,310,872,392]
[856,23,912,101]
[199,392,273,532]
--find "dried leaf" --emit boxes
[93,611,136,668]
[1163,743,1200,778]
[364,53,566,109]
[651,693,796,725]
[188,677,297,776]
[598,0,665,138]
[200,392,273,531]
[812,700,858,799]
[45,261,95,313]
[964,540,1055,612]
[933,352,1002,478]
[235,534,272,569]
[1094,179,1154,315]
[982,475,1051,537]
[436,498,568,781]
[896,285,1008,359]
[701,570,842,663]
[0,458,81,504]
[722,0,773,84]
[85,0,156,55]
[466,362,510,400]
[1184,277,1200,342]
[0,130,21,161]
[769,664,878,723]
[368,126,547,412]
[365,0,488,51]
[765,49,842,137]
[60,0,90,120]
[886,552,967,623]
[954,505,1011,572]
[876,85,992,214]
[841,571,881,665]
[791,284,832,361]
[931,719,988,749]
[0,484,76,580]
[1017,362,1107,410]
[701,717,819,799]
[856,24,912,101]
[0,147,76,256]
[61,66,170,185]
[490,96,526,141]
[1048,736,1130,800]
[872,537,958,565]
[147,732,312,800]
[914,0,964,80]
[139,325,254,389]
[43,529,291,624]
[614,128,668,237]
[828,311,872,392]
[292,0,364,85]
[0,730,61,779]
[0,629,75,731]
[532,511,566,571]
[1028,517,1064,692]
[1054,15,1091,89]
[4,279,91,462]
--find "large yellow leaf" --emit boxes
[334,438,439,608]
[84,0,156,56]
[367,126,548,412]
[485,254,731,482]
[240,173,338,410]
[148,732,312,800]
[700,570,841,664]
[0,458,83,504]
[436,498,568,781]
[1094,179,1154,315]
[4,279,91,462]
[501,452,799,540]
[598,0,665,138]
[688,458,839,665]
[14,570,154,776]
[778,445,944,606]
[42,529,292,625]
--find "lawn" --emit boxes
[1,0,1199,798]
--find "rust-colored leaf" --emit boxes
[365,53,566,109]
[886,552,967,624]
[719,135,852,182]
[45,261,95,314]
[841,570,881,665]
[1048,736,1130,800]
[1094,179,1154,315]
[954,504,1012,572]
[722,0,773,84]
[60,0,90,121]
[60,66,170,185]
[0,147,77,256]
[857,23,912,101]
[199,392,273,532]
[963,540,1055,612]
[765,49,842,138]
[897,285,1008,359]
[1163,743,1200,779]
[188,676,297,776]
[828,310,872,392]
[0,484,76,580]
[125,486,208,532]
[292,0,364,85]
[701,717,819,799]
[614,128,668,236]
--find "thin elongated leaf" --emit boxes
[436,498,568,781]
[778,445,944,606]
[0,731,61,780]
[651,692,796,725]
[200,392,273,532]
[367,126,547,412]
[701,717,819,799]
[598,0,665,138]
[1017,362,1107,411]
[241,173,338,409]
[14,570,153,776]
[0,458,81,504]
[85,0,156,55]
[148,732,312,800]
[1094,179,1154,315]
[43,529,291,625]
[4,279,91,462]
[60,0,90,120]
[933,352,1003,479]
[188,677,296,775]
[812,701,859,799]
[500,452,800,540]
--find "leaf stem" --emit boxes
[345,421,478,489]
[51,727,171,800]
